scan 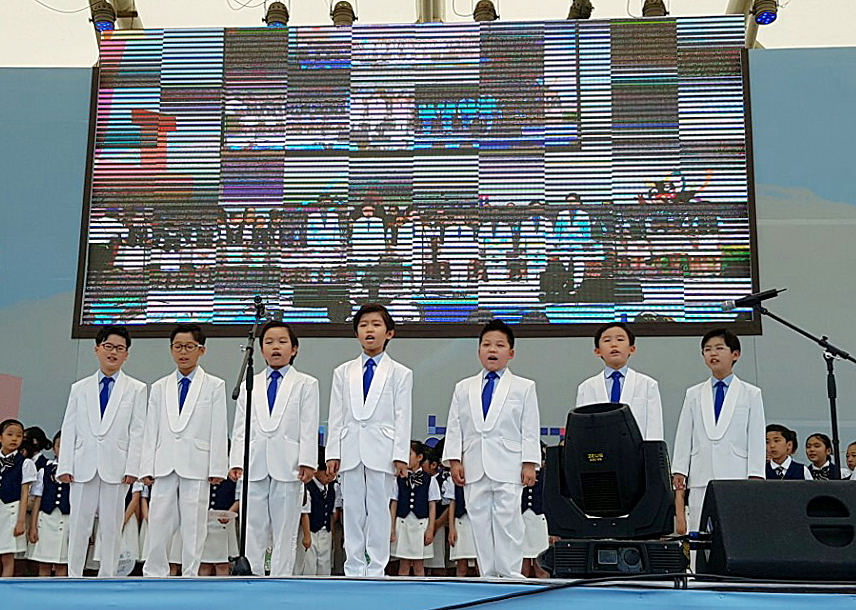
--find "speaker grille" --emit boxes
[580,471,621,515]
[554,545,588,573]
[647,546,689,571]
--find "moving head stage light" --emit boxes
[541,402,685,577]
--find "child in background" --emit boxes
[122,482,143,565]
[0,419,38,577]
[421,447,449,576]
[846,442,856,480]
[22,427,52,472]
[805,433,851,480]
[521,443,549,578]
[27,431,69,576]
[445,479,477,577]
[298,447,339,576]
[390,441,439,576]
[199,477,239,576]
[765,424,812,480]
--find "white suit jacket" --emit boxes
[442,369,541,485]
[671,375,766,489]
[325,354,412,474]
[139,366,229,481]
[58,370,147,484]
[229,367,319,482]
[575,368,664,441]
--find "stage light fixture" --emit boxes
[753,0,777,25]
[567,0,593,19]
[331,1,357,26]
[642,0,668,17]
[473,0,498,22]
[264,1,289,27]
[90,0,116,32]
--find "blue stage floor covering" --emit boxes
[3,577,855,609]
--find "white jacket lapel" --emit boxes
[86,373,102,436]
[715,376,741,437]
[362,355,392,419]
[484,370,512,430]
[621,368,638,404]
[467,373,484,432]
[701,379,719,440]
[99,371,127,435]
[252,370,270,432]
[347,357,364,420]
[166,372,181,433]
[269,367,298,430]
[593,373,609,404]
[177,367,205,429]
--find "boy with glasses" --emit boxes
[141,324,228,577]
[58,325,147,577]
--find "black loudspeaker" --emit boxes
[697,480,856,581]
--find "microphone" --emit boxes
[253,295,266,318]
[722,288,786,311]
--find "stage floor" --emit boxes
[3,577,854,609]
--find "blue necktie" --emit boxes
[99,377,114,418]
[482,371,499,419]
[714,381,726,422]
[178,377,191,414]
[363,358,376,401]
[268,370,282,414]
[609,371,623,403]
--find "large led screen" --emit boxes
[74,16,758,336]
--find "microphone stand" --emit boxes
[230,299,265,575]
[757,305,856,476]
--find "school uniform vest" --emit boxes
[0,453,25,504]
[40,464,71,515]
[766,460,806,480]
[35,454,49,471]
[435,472,449,518]
[209,478,237,511]
[396,474,431,519]
[307,481,336,533]
[453,483,467,519]
[521,471,544,515]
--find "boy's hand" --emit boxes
[122,475,137,485]
[302,533,312,550]
[521,463,537,487]
[298,466,315,484]
[424,529,434,546]
[229,468,243,482]
[14,520,25,537]
[672,474,686,490]
[394,461,408,478]
[326,459,340,477]
[450,460,466,486]
[142,477,154,486]
[209,477,224,485]
[58,474,73,484]
[675,512,687,535]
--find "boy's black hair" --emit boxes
[170,323,206,346]
[259,320,299,364]
[410,440,426,461]
[353,304,395,334]
[479,319,515,349]
[24,427,51,452]
[767,424,798,451]
[594,322,636,348]
[0,419,24,435]
[807,432,833,452]
[701,328,741,353]
[96,325,131,348]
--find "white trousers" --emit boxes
[301,528,333,576]
[465,476,524,578]
[340,464,394,577]
[67,477,127,577]
[244,477,302,576]
[142,473,208,577]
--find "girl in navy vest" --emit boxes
[298,447,339,576]
[27,431,70,576]
[444,476,477,577]
[521,444,549,577]
[23,427,52,472]
[390,441,440,576]
[765,425,812,480]
[805,433,851,480]
[421,447,449,575]
[199,477,239,575]
[0,419,38,576]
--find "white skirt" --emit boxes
[522,510,549,558]
[122,514,141,562]
[27,511,69,563]
[424,525,446,568]
[0,501,28,554]
[448,515,477,561]
[391,514,433,560]
[201,518,238,564]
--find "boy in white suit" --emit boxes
[442,319,541,578]
[58,325,147,578]
[141,324,228,577]
[326,304,412,577]
[672,328,766,535]
[228,321,319,576]
[575,322,664,441]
